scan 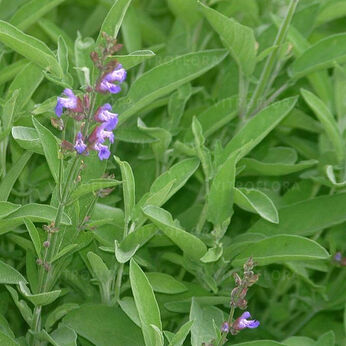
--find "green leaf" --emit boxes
[51,326,77,346]
[200,246,223,263]
[117,50,227,125]
[111,50,155,69]
[192,117,213,180]
[146,273,187,294]
[51,244,78,263]
[234,188,279,224]
[7,63,43,112]
[116,126,158,144]
[301,89,345,163]
[11,126,43,155]
[0,20,62,77]
[114,224,157,263]
[18,282,60,306]
[0,260,27,284]
[142,206,207,261]
[0,202,20,219]
[149,158,200,204]
[137,119,172,163]
[239,157,317,176]
[118,297,141,327]
[232,235,329,266]
[184,97,238,141]
[290,34,346,79]
[0,331,18,346]
[6,286,32,326]
[0,203,71,234]
[24,218,41,258]
[314,331,335,346]
[0,151,33,201]
[122,6,142,53]
[199,2,256,75]
[168,320,194,346]
[32,117,60,183]
[190,298,223,346]
[87,252,112,285]
[220,97,298,163]
[233,342,284,346]
[130,259,162,346]
[63,304,145,346]
[68,178,121,203]
[10,0,65,31]
[57,35,69,75]
[248,192,346,236]
[0,59,28,86]
[317,2,346,25]
[207,153,237,226]
[45,303,79,332]
[114,156,135,224]
[97,0,132,43]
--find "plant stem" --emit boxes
[31,156,80,346]
[217,306,236,346]
[115,221,129,302]
[246,0,299,117]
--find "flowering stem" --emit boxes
[31,155,80,346]
[217,306,236,346]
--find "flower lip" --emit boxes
[74,132,87,154]
[97,64,126,94]
[94,142,111,160]
[233,311,260,331]
[55,89,82,117]
[95,103,118,123]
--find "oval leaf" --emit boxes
[232,235,329,266]
[142,205,207,261]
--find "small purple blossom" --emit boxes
[233,312,260,331]
[98,64,127,94]
[94,142,111,160]
[103,116,118,131]
[95,104,119,123]
[55,89,79,117]
[74,132,87,154]
[221,322,229,333]
[96,123,115,144]
[334,252,342,262]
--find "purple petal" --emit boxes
[95,143,111,160]
[102,103,112,111]
[104,117,118,131]
[63,88,75,97]
[247,320,260,329]
[55,99,63,117]
[241,312,251,319]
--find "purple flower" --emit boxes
[103,116,118,131]
[105,64,127,83]
[233,312,260,331]
[98,64,127,94]
[74,132,87,154]
[221,322,229,333]
[55,89,80,117]
[94,142,111,160]
[334,252,342,262]
[95,103,118,123]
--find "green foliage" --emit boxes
[0,1,345,345]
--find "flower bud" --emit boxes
[221,322,229,333]
[43,240,50,248]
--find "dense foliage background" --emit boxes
[0,0,345,345]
